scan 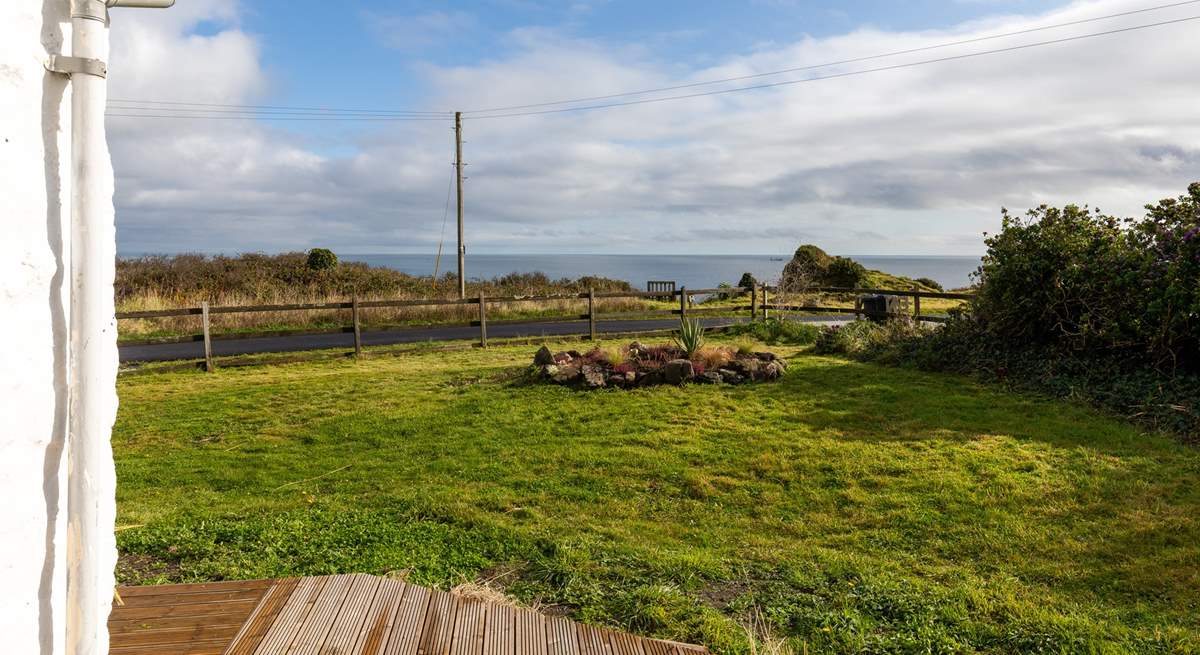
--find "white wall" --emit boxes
[0,2,118,653]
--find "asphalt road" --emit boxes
[119,315,850,363]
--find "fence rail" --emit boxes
[117,285,972,368]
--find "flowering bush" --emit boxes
[972,183,1199,372]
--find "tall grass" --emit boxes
[116,253,651,339]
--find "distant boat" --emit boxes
[769,257,786,261]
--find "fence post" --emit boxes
[588,287,597,341]
[679,287,687,320]
[201,301,214,373]
[352,295,362,356]
[750,284,759,321]
[911,285,921,320]
[761,286,769,321]
[478,291,488,347]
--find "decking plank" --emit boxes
[107,623,242,647]
[252,576,329,655]
[415,589,460,655]
[107,575,709,655]
[319,573,383,654]
[111,599,263,622]
[109,613,247,634]
[449,598,487,655]
[546,616,579,655]
[286,573,356,654]
[383,582,432,655]
[225,578,302,655]
[110,638,231,655]
[353,578,409,655]
[513,608,547,655]
[117,579,274,598]
[606,630,647,655]
[483,604,515,655]
[117,587,268,608]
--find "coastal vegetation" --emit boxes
[115,252,647,341]
[815,183,1200,437]
[114,249,963,342]
[113,338,1200,653]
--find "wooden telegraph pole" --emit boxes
[455,111,466,299]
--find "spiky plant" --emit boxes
[673,318,705,357]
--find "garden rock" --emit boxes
[581,364,607,388]
[718,368,744,384]
[534,346,555,366]
[552,364,582,384]
[534,343,782,389]
[663,359,695,385]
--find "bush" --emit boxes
[306,248,339,271]
[724,319,820,345]
[914,277,943,292]
[737,272,758,291]
[973,183,1199,372]
[813,319,922,356]
[813,183,1200,438]
[825,257,867,288]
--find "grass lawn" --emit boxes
[113,339,1199,654]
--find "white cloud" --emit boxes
[107,0,1200,257]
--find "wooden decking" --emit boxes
[109,574,711,655]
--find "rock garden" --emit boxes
[531,320,786,388]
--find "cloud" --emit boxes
[365,9,481,52]
[107,1,1200,257]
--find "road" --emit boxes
[119,315,850,363]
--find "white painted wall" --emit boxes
[1,2,118,653]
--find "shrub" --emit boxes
[914,277,943,292]
[737,272,758,291]
[725,319,819,346]
[813,182,1200,438]
[972,183,1200,372]
[306,248,339,271]
[825,257,867,288]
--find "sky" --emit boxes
[105,0,1200,256]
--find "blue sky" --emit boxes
[106,1,1200,257]
[240,1,1064,119]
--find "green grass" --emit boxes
[114,340,1200,654]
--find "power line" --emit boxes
[106,1,1199,121]
[106,98,450,115]
[464,14,1200,120]
[461,0,1200,115]
[104,113,450,121]
[103,8,1200,123]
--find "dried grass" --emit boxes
[741,608,797,655]
[116,253,652,338]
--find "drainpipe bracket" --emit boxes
[46,54,108,79]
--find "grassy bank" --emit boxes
[114,339,1198,653]
[116,253,652,341]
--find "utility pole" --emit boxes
[455,111,466,299]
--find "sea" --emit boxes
[343,254,981,291]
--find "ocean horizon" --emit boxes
[339,253,982,290]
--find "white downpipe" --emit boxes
[65,1,118,653]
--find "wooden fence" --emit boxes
[116,285,972,370]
